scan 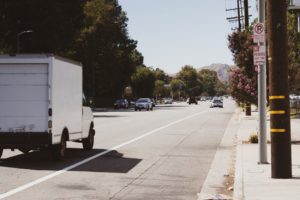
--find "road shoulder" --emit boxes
[197,109,241,200]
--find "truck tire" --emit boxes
[0,148,3,159]
[83,128,95,150]
[52,134,67,161]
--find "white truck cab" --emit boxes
[0,55,95,160]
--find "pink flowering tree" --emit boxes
[228,30,258,106]
[229,67,257,105]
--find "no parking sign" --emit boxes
[253,23,265,44]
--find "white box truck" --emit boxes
[0,55,95,160]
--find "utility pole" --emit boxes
[244,0,252,116]
[244,0,249,28]
[237,0,242,32]
[226,0,249,31]
[267,0,292,178]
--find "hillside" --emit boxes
[199,63,232,83]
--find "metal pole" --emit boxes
[258,0,268,164]
[16,34,20,53]
[267,0,292,178]
[16,30,33,53]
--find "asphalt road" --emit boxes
[0,99,236,200]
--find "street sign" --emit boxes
[253,45,266,65]
[253,23,265,43]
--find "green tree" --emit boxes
[215,81,227,96]
[131,65,156,98]
[0,0,143,106]
[287,11,300,93]
[177,65,202,97]
[0,0,84,54]
[198,69,219,96]
[170,79,185,99]
[77,0,142,105]
[154,80,166,99]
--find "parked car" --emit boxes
[210,99,223,108]
[135,98,153,111]
[151,98,156,107]
[163,98,173,104]
[187,96,198,105]
[129,101,136,108]
[114,99,129,109]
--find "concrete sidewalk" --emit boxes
[234,111,300,200]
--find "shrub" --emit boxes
[249,132,258,143]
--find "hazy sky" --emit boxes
[118,0,257,74]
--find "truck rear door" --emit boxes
[0,64,49,133]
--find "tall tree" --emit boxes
[131,65,156,98]
[198,69,219,96]
[0,0,143,106]
[177,65,202,97]
[170,78,185,99]
[77,0,142,105]
[287,11,300,93]
[0,0,84,54]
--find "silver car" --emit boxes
[135,98,153,111]
[210,99,223,108]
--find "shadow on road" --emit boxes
[154,105,188,110]
[0,148,141,173]
[93,114,125,118]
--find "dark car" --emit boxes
[151,98,156,107]
[114,99,129,109]
[188,97,198,105]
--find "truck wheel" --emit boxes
[52,134,67,161]
[0,148,3,159]
[83,128,95,150]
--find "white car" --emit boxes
[135,98,153,111]
[163,98,173,104]
[210,99,223,108]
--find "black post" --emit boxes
[267,0,292,178]
[237,0,242,32]
[244,0,249,28]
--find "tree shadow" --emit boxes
[93,114,125,118]
[0,148,141,173]
[155,105,188,110]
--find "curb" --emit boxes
[197,109,240,200]
[233,136,244,200]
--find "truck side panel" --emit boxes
[51,58,82,143]
[0,63,49,133]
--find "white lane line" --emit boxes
[0,110,207,199]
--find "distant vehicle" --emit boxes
[210,99,223,108]
[114,99,129,109]
[129,101,136,108]
[163,98,173,104]
[135,98,153,111]
[0,55,95,160]
[188,97,198,105]
[200,97,206,101]
[151,98,156,107]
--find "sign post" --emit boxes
[253,13,268,164]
